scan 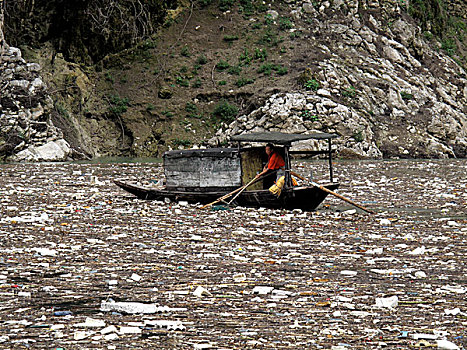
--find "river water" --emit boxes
[0,159,465,348]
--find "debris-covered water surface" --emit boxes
[0,159,466,349]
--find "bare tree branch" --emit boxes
[0,0,5,59]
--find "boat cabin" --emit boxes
[163,132,337,192]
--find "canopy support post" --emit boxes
[284,144,292,189]
[328,138,334,182]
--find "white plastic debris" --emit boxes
[119,326,141,334]
[414,271,427,278]
[100,299,186,314]
[73,331,91,340]
[130,273,142,281]
[0,336,9,343]
[408,246,426,255]
[100,325,118,334]
[340,270,358,276]
[32,247,58,256]
[412,333,439,340]
[193,286,212,298]
[444,308,461,315]
[75,317,106,328]
[436,339,460,350]
[379,218,391,225]
[252,286,274,295]
[104,333,119,341]
[144,320,185,330]
[375,296,398,309]
[233,273,247,282]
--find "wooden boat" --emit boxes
[114,132,340,211]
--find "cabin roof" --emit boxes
[231,132,338,145]
[164,148,238,159]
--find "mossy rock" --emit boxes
[297,68,314,86]
[158,87,173,99]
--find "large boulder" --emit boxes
[9,139,71,162]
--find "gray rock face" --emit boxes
[210,0,467,159]
[10,139,71,162]
[1,44,67,161]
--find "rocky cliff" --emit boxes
[1,0,466,161]
[211,0,467,158]
[0,44,72,161]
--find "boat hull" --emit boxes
[114,180,339,211]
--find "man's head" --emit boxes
[265,143,274,156]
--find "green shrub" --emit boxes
[259,28,279,46]
[251,22,262,30]
[219,0,233,11]
[441,37,456,56]
[192,64,201,75]
[223,35,239,42]
[276,66,288,75]
[353,130,364,142]
[341,86,357,98]
[180,65,188,73]
[55,102,70,119]
[239,0,254,17]
[258,63,274,75]
[304,79,320,91]
[196,55,208,65]
[423,31,434,41]
[108,95,129,116]
[146,103,155,112]
[162,110,174,118]
[254,48,268,61]
[264,14,274,25]
[216,60,230,71]
[176,76,189,87]
[192,78,202,88]
[212,100,238,123]
[218,80,227,85]
[185,102,202,118]
[185,102,197,114]
[228,65,242,75]
[300,110,318,121]
[105,72,114,84]
[199,0,213,7]
[143,39,157,50]
[279,17,293,30]
[400,91,414,100]
[239,49,252,65]
[258,63,288,76]
[181,46,190,57]
[290,31,301,39]
[172,138,192,147]
[235,77,255,87]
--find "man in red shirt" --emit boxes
[255,143,285,189]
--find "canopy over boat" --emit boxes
[231,132,338,145]
[232,131,337,184]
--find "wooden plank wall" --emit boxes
[165,156,241,188]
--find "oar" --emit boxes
[201,171,276,210]
[227,169,279,205]
[200,186,245,210]
[227,177,257,204]
[290,171,375,214]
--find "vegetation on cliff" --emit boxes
[1,0,466,159]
